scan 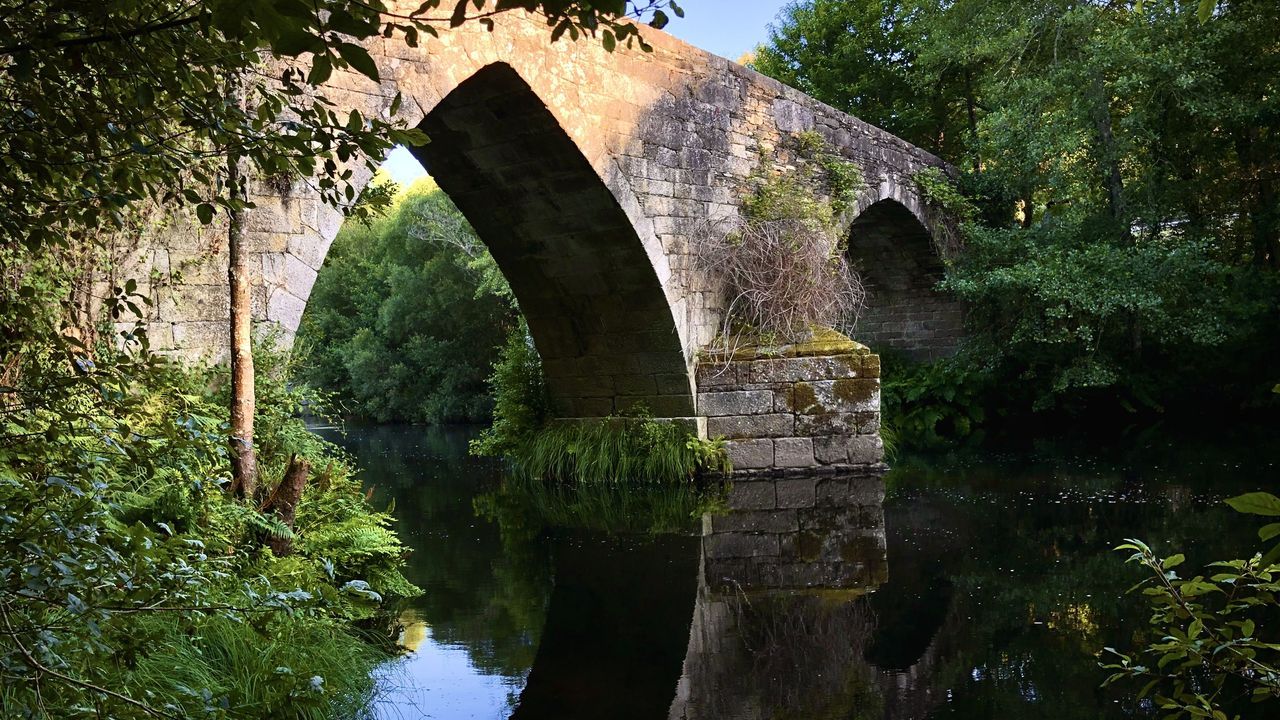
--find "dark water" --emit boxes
[317,423,1277,720]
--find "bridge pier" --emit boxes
[694,329,884,475]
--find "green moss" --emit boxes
[832,378,877,406]
[789,382,820,414]
[700,326,870,362]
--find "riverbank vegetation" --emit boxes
[756,0,1280,448]
[297,178,517,424]
[1,307,419,717]
[468,321,731,483]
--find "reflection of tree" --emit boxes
[475,474,721,537]
[868,458,1265,719]
[323,424,553,679]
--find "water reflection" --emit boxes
[322,424,1276,720]
[671,474,889,720]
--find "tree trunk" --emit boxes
[1089,75,1129,240]
[262,454,310,556]
[1237,129,1279,269]
[225,74,257,500]
[965,69,980,173]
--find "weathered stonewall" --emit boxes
[129,7,955,470]
[696,328,885,474]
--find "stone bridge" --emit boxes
[138,8,963,472]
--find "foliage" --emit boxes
[470,320,551,457]
[1102,492,1280,719]
[879,350,992,450]
[758,0,1280,440]
[0,301,417,717]
[507,410,729,485]
[297,178,516,424]
[696,132,864,344]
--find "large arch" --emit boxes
[846,198,964,361]
[408,62,693,417]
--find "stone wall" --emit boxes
[695,329,884,473]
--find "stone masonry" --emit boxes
[134,7,955,471]
[695,329,885,473]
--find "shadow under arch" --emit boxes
[408,62,693,418]
[846,198,964,361]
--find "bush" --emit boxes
[1101,492,1280,718]
[471,326,730,483]
[0,333,417,719]
[694,131,864,346]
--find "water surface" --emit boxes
[320,424,1277,720]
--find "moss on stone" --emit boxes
[699,326,870,362]
[789,381,819,414]
[832,378,876,407]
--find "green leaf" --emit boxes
[308,53,333,85]
[1225,492,1280,517]
[338,43,380,82]
[1259,523,1280,542]
[196,203,215,225]
[1197,0,1216,24]
[271,30,321,57]
[1163,554,1185,569]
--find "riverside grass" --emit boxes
[510,414,731,485]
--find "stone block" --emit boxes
[732,476,778,509]
[725,440,775,474]
[707,413,794,440]
[613,375,657,396]
[704,532,780,559]
[773,437,815,468]
[696,390,774,417]
[775,477,817,508]
[796,412,879,437]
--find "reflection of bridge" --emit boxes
[135,7,962,472]
[497,472,964,719]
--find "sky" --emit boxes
[381,0,791,185]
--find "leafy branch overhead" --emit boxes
[0,0,685,253]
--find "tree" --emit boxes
[297,178,517,424]
[757,0,1280,423]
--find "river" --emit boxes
[313,423,1275,720]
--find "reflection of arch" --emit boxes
[847,199,964,360]
[410,63,693,417]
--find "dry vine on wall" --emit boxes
[694,131,865,351]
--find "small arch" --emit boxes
[845,199,963,360]
[408,63,694,417]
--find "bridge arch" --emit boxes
[403,62,692,417]
[138,8,960,467]
[845,196,964,360]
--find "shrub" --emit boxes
[1101,492,1280,719]
[0,334,416,718]
[695,132,864,346]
